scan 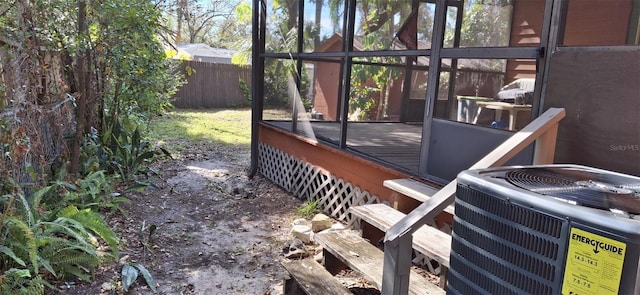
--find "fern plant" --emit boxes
[56,205,119,258]
[1,180,120,292]
[0,268,49,295]
[1,189,45,294]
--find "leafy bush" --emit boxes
[0,268,50,295]
[0,116,168,293]
[1,0,178,292]
[35,167,129,216]
[0,179,120,293]
[106,122,157,181]
[263,59,312,110]
[239,79,252,105]
[81,120,170,192]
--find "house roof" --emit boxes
[176,43,236,63]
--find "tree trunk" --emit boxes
[286,0,298,31]
[314,0,323,48]
[71,0,88,175]
[176,0,186,44]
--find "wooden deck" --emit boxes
[269,121,422,173]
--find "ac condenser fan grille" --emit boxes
[504,167,640,214]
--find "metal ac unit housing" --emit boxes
[447,164,640,295]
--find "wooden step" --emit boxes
[384,178,455,215]
[350,203,451,269]
[282,258,352,295]
[315,230,444,295]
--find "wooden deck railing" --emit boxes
[381,107,566,294]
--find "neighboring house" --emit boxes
[176,43,236,64]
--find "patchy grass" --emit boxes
[297,198,320,218]
[148,108,252,146]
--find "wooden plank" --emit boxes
[533,124,558,164]
[384,179,439,201]
[383,179,455,215]
[350,204,451,268]
[315,230,444,295]
[282,259,352,295]
[258,123,411,207]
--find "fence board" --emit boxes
[172,61,251,108]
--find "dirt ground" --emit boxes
[64,141,304,294]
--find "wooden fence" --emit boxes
[172,61,252,108]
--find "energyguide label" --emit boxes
[562,227,626,295]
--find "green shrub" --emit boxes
[80,119,169,192]
[0,178,120,293]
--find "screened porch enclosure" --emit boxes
[253,0,640,183]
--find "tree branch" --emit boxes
[0,34,21,49]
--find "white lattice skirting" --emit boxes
[258,143,380,226]
[259,143,444,273]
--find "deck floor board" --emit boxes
[269,121,422,173]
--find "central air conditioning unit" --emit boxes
[447,164,640,295]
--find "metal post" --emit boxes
[443,1,464,119]
[536,0,566,117]
[248,0,266,177]
[338,0,357,149]
[418,0,447,176]
[292,0,305,133]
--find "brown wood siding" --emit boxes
[505,59,537,82]
[313,38,343,120]
[563,0,633,46]
[510,0,545,47]
[506,0,545,83]
[543,50,640,176]
[313,61,341,120]
[506,0,634,82]
[387,75,404,119]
